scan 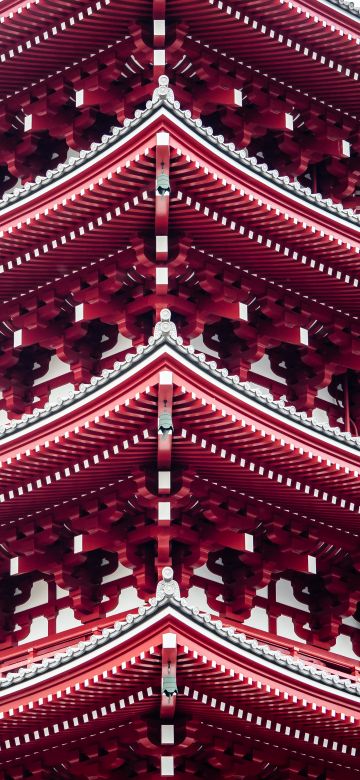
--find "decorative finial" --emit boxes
[156,566,180,600]
[153,308,178,340]
[152,75,175,105]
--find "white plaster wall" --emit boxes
[102,561,133,584]
[243,606,269,632]
[190,334,218,358]
[256,585,268,598]
[343,615,360,629]
[106,586,144,617]
[34,355,68,386]
[276,615,305,643]
[194,563,223,584]
[36,334,133,406]
[18,616,48,645]
[331,634,359,660]
[15,579,48,613]
[49,382,75,405]
[56,584,69,598]
[251,353,286,384]
[186,578,360,661]
[188,585,219,615]
[0,408,8,427]
[101,331,132,358]
[276,578,309,612]
[56,607,82,633]
[317,385,337,404]
[11,574,360,663]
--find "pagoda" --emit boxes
[0,0,359,776]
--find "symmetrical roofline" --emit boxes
[0,4,359,777]
[0,78,359,231]
[1,566,360,704]
[1,309,358,456]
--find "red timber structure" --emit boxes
[0,0,360,776]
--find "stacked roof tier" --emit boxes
[0,92,359,432]
[0,316,360,657]
[0,572,360,779]
[0,0,357,206]
[0,0,360,777]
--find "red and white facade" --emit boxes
[0,0,359,776]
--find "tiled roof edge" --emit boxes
[0,567,358,698]
[0,78,358,228]
[325,0,360,18]
[1,310,359,453]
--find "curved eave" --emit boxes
[0,598,359,713]
[0,102,357,237]
[0,336,359,472]
[0,102,358,309]
[168,0,360,113]
[0,0,358,113]
[1,599,360,775]
[0,0,149,98]
[243,0,360,63]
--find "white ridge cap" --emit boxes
[0,77,358,232]
[0,565,359,703]
[0,309,359,455]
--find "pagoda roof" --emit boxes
[0,315,358,657]
[0,569,359,779]
[0,568,359,703]
[0,0,148,98]
[1,84,358,228]
[0,0,358,115]
[1,309,359,456]
[0,4,359,776]
[0,86,358,314]
[0,0,356,220]
[167,0,360,114]
[0,312,359,540]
